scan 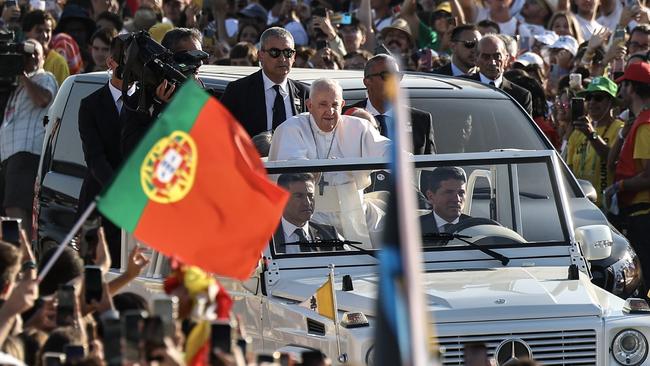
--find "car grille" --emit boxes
[433,329,597,365]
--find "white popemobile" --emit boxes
[118,149,650,366]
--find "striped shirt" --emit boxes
[1,70,57,161]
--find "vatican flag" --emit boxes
[301,272,336,321]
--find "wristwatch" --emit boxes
[588,131,599,141]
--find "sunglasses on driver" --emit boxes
[262,48,296,58]
[364,70,404,81]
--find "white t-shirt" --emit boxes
[576,14,606,39]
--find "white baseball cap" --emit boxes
[515,52,544,67]
[549,35,579,56]
[533,30,559,46]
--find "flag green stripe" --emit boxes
[97,82,210,232]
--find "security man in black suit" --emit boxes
[420,166,471,235]
[220,27,309,138]
[78,36,129,265]
[432,24,482,77]
[273,173,345,254]
[464,35,533,116]
[346,54,435,155]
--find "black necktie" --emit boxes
[442,223,454,233]
[375,114,388,137]
[489,81,496,86]
[294,228,308,242]
[272,85,286,130]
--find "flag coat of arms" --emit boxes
[97,81,288,280]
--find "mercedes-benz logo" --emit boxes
[494,338,533,366]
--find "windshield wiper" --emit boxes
[285,239,378,258]
[422,233,510,266]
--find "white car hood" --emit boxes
[271,267,606,323]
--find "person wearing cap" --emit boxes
[465,35,533,116]
[605,62,650,283]
[220,27,309,138]
[565,76,624,206]
[548,35,578,92]
[345,54,435,155]
[379,18,415,67]
[432,24,481,76]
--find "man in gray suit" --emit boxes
[420,167,471,235]
[273,173,344,254]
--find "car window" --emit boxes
[51,81,103,177]
[268,157,568,258]
[411,98,547,154]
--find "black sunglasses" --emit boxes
[586,93,610,102]
[262,48,296,58]
[453,39,477,49]
[365,70,404,81]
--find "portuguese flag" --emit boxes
[97,81,288,280]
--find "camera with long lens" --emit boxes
[0,30,36,92]
[119,31,208,112]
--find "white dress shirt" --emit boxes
[450,62,465,77]
[108,81,136,113]
[479,73,503,88]
[281,217,311,253]
[262,71,293,131]
[433,212,460,232]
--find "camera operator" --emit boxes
[120,28,205,157]
[0,39,57,236]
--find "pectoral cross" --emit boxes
[318,175,329,196]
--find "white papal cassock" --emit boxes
[268,113,391,245]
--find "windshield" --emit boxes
[268,155,570,258]
[410,98,547,154]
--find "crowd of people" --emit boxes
[0,0,650,363]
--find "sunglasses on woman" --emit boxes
[262,48,296,58]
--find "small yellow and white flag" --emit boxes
[301,275,336,321]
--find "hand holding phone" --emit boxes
[210,320,232,363]
[56,285,76,326]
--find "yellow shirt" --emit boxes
[44,50,70,86]
[566,119,624,206]
[628,123,650,214]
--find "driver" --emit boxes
[420,167,471,234]
[273,173,345,253]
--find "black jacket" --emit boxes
[345,99,436,155]
[220,70,309,137]
[463,73,533,116]
[431,62,453,76]
[273,221,342,253]
[77,83,123,213]
[419,212,472,235]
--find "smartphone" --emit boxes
[211,320,232,354]
[152,296,178,338]
[315,40,328,50]
[42,352,65,366]
[143,316,166,362]
[312,7,327,17]
[612,27,627,47]
[64,344,85,363]
[56,284,75,327]
[571,97,586,122]
[84,266,103,304]
[419,48,433,70]
[122,310,148,362]
[1,219,21,247]
[569,73,582,90]
[518,35,530,51]
[340,13,352,25]
[330,12,343,24]
[101,315,122,366]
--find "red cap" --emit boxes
[615,62,650,84]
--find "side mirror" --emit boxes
[577,179,597,203]
[575,225,613,260]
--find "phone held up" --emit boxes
[1,218,21,247]
[571,97,586,123]
[84,265,103,304]
[56,284,76,326]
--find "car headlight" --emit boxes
[612,329,648,365]
[366,346,374,366]
[611,251,642,295]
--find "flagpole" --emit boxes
[38,201,97,282]
[329,264,346,363]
